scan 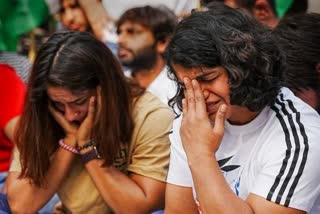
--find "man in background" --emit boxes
[116,6,178,106]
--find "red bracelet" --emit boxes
[59,139,79,154]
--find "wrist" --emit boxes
[78,140,94,151]
[59,139,79,154]
[79,145,94,154]
[80,145,101,164]
[187,151,215,168]
[64,136,77,147]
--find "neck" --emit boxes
[133,55,165,89]
[228,106,260,125]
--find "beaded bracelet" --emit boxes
[78,140,94,151]
[59,139,79,154]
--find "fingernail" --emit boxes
[220,104,227,112]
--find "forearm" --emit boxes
[78,0,111,40]
[85,159,155,214]
[7,148,75,213]
[188,155,253,214]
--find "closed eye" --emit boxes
[197,72,220,83]
[199,76,217,83]
[52,101,64,112]
[72,97,88,106]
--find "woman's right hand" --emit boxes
[48,103,78,147]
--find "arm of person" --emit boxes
[78,94,173,213]
[6,102,81,213]
[6,142,76,213]
[78,0,113,41]
[1,116,20,193]
[164,184,198,214]
[82,160,166,213]
[3,116,20,143]
[189,154,305,214]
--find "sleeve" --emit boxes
[127,105,174,182]
[0,64,26,129]
[166,115,193,187]
[251,119,320,212]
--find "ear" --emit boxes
[156,38,170,54]
[254,0,278,28]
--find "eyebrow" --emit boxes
[195,70,220,80]
[51,95,88,105]
[69,96,88,104]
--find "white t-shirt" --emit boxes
[147,66,177,107]
[167,87,320,213]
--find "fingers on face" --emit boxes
[182,98,187,114]
[48,102,71,130]
[213,104,227,137]
[184,77,195,112]
[192,79,206,113]
[183,77,206,115]
[48,102,63,121]
[87,96,96,121]
[96,86,102,115]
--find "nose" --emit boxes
[64,106,79,122]
[198,83,210,100]
[63,9,74,27]
[117,31,126,47]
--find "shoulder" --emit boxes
[260,88,320,158]
[133,92,174,123]
[269,88,320,144]
[131,92,174,146]
[250,89,320,211]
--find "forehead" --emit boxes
[47,86,88,102]
[119,21,152,32]
[62,0,77,7]
[172,63,226,81]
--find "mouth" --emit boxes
[118,47,131,58]
[206,101,221,115]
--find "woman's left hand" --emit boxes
[49,102,78,146]
[77,96,96,147]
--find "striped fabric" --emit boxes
[0,52,31,82]
[269,93,309,206]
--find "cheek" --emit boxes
[79,12,88,24]
[76,104,89,117]
[130,36,153,51]
[61,15,68,25]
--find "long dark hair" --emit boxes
[16,31,143,186]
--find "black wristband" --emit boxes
[78,140,94,151]
[80,145,101,164]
